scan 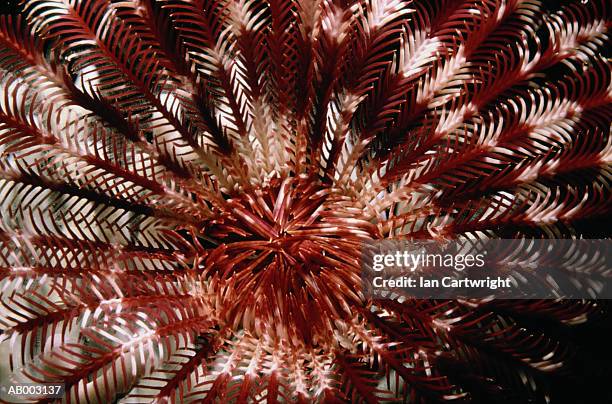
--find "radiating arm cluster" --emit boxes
[0,0,610,402]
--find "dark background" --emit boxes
[0,0,19,15]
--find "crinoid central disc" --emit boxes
[197,176,375,342]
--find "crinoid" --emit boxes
[0,0,610,402]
